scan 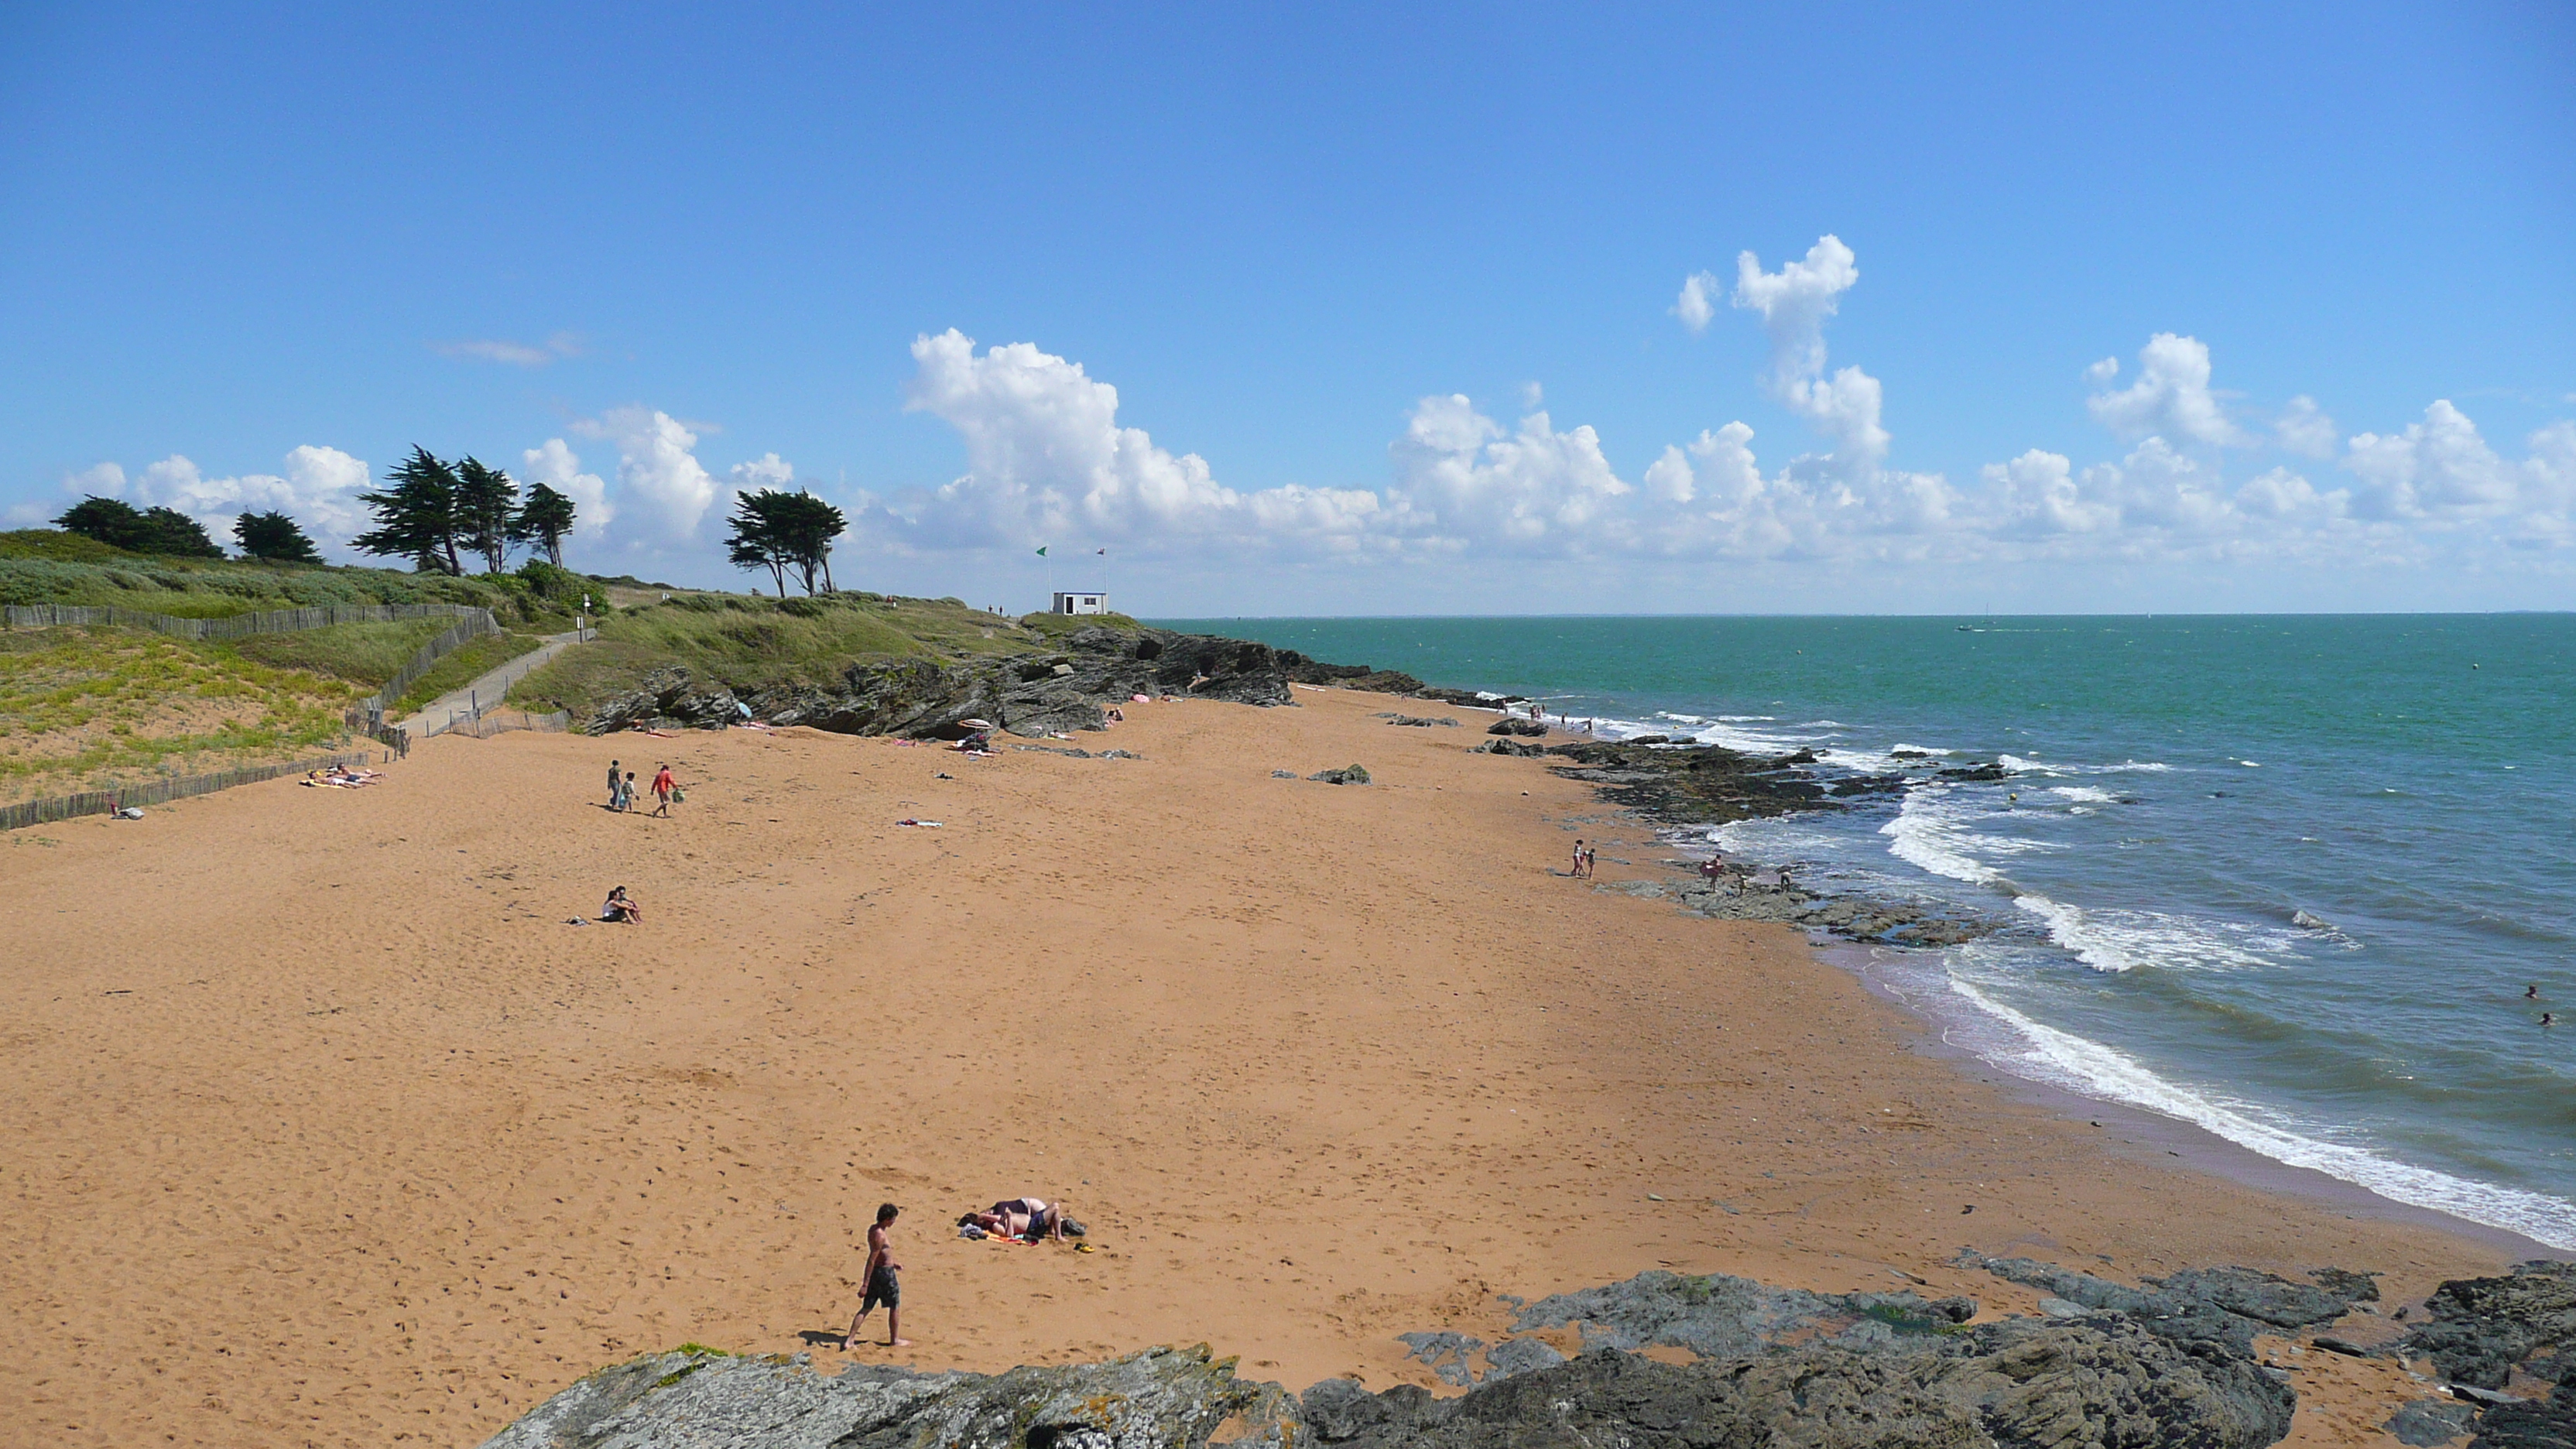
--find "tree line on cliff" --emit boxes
[54,444,850,598]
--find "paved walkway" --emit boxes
[399,629,588,738]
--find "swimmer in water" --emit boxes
[2529,984,2542,999]
[2543,1012,2556,1027]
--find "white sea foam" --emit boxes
[1889,742,1954,756]
[1999,754,2063,775]
[2011,896,2292,973]
[2050,786,2119,804]
[1881,789,2013,885]
[1944,977,2576,1249]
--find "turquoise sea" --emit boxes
[1158,615,2576,1248]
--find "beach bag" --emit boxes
[1062,1218,1086,1238]
[671,788,686,803]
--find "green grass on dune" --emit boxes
[224,618,457,686]
[0,530,589,629]
[0,625,363,801]
[511,593,1065,721]
[392,631,550,714]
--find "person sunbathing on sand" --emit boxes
[602,886,642,923]
[959,1197,1066,1242]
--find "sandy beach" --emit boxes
[0,686,2521,1447]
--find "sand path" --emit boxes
[0,687,2512,1447]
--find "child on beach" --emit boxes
[622,770,639,812]
[650,763,677,817]
[844,1203,909,1348]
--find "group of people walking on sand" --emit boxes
[582,755,680,928]
[603,758,681,816]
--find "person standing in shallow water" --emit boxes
[844,1202,909,1349]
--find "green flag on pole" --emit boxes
[1034,546,1047,557]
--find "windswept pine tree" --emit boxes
[453,456,521,574]
[772,490,848,594]
[511,481,578,567]
[724,488,847,595]
[232,509,324,564]
[724,490,791,595]
[351,447,464,574]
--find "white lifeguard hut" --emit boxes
[1050,590,1108,615]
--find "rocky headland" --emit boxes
[482,1261,2576,1448]
[582,625,1519,741]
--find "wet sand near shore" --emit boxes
[0,687,2515,1447]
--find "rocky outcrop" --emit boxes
[1605,871,1992,947]
[484,1269,2307,1448]
[1302,1316,2292,1449]
[1485,718,1547,737]
[1539,739,1899,828]
[479,1342,1294,1449]
[1967,1255,2372,1354]
[587,625,1303,738]
[1307,764,1371,785]
[2402,1259,2576,1390]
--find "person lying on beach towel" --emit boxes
[602,886,642,924]
[958,1197,1074,1242]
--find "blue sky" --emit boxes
[3,2,2570,613]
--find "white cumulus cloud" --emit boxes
[2086,333,2245,447]
[520,439,613,537]
[574,406,721,543]
[896,328,1386,555]
[1731,235,1894,492]
[1389,398,1632,550]
[1673,270,1720,333]
[2274,396,2338,459]
[2342,400,2516,519]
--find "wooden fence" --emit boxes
[2,601,480,640]
[344,609,502,728]
[435,707,574,740]
[0,750,392,833]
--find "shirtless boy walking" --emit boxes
[843,1203,910,1349]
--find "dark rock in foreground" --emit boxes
[2402,1259,2576,1390]
[1968,1255,2370,1354]
[480,1342,1293,1449]
[481,1269,2302,1448]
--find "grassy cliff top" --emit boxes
[509,592,1149,719]
[0,529,584,625]
[2,529,1169,744]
